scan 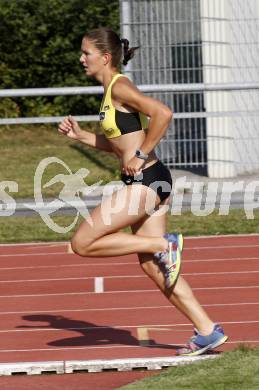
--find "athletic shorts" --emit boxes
[121,160,172,203]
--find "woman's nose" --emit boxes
[79,54,85,63]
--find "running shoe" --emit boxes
[156,233,184,289]
[176,324,228,356]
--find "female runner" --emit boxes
[58,28,228,356]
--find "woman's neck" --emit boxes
[95,68,120,90]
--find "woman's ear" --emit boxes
[103,52,112,66]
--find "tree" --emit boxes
[0,0,119,116]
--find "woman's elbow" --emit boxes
[162,107,173,124]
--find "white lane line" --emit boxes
[187,233,259,239]
[0,345,178,353]
[0,233,257,259]
[94,277,104,293]
[0,252,69,258]
[0,276,143,283]
[0,257,259,271]
[0,234,258,248]
[1,284,259,298]
[0,301,259,315]
[185,244,259,250]
[0,263,136,271]
[0,269,259,284]
[185,257,259,264]
[0,339,258,353]
[184,257,259,263]
[1,242,259,257]
[0,320,257,333]
[185,270,259,276]
[0,242,67,247]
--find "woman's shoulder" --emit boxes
[112,75,139,99]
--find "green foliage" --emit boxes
[0,0,119,116]
[0,98,20,117]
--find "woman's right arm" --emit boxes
[58,115,113,153]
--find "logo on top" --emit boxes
[99,112,105,121]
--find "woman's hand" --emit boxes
[58,115,83,140]
[123,156,145,176]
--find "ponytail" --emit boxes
[121,38,139,66]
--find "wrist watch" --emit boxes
[135,149,149,160]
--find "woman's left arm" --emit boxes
[112,77,173,156]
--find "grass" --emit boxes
[0,124,120,198]
[0,215,80,243]
[0,124,258,243]
[0,209,258,243]
[118,346,259,390]
[167,209,259,236]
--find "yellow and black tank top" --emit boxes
[99,74,148,139]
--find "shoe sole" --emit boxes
[166,234,183,289]
[178,335,229,357]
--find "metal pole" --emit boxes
[120,0,133,80]
[1,82,259,97]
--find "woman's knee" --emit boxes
[70,234,93,257]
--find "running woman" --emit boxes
[58,28,228,356]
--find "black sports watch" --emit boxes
[135,149,149,160]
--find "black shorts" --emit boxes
[121,160,172,203]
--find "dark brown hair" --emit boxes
[83,28,139,67]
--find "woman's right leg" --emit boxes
[71,184,168,257]
[131,205,215,336]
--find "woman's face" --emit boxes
[80,38,106,77]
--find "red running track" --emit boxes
[0,235,258,366]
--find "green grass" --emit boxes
[119,346,259,390]
[0,215,80,243]
[1,124,258,243]
[0,124,120,198]
[167,209,259,236]
[0,209,258,243]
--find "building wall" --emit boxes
[120,0,259,177]
[201,0,259,177]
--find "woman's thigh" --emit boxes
[72,184,162,245]
[131,197,169,236]
[131,197,169,257]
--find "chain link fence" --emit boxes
[120,0,259,178]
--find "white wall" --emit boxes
[200,0,259,177]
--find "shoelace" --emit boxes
[178,339,198,354]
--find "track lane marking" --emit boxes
[1,284,259,298]
[0,270,259,283]
[0,339,258,353]
[0,320,257,333]
[94,277,104,293]
[0,263,137,270]
[0,233,258,248]
[0,257,259,271]
[0,242,66,247]
[0,301,259,315]
[1,243,259,257]
[0,252,69,258]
